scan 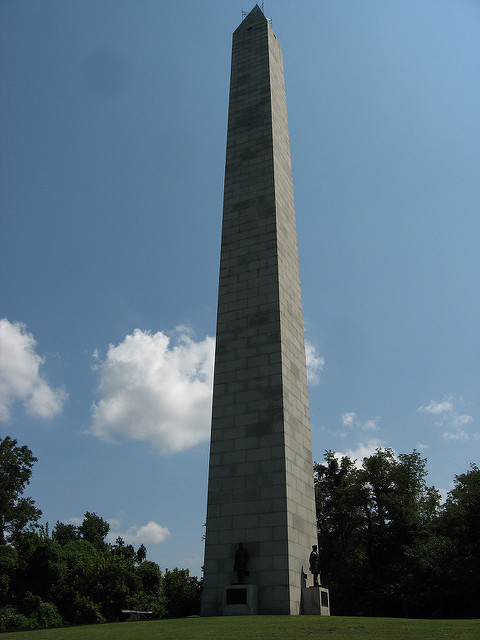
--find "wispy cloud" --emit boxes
[451,414,473,428]
[91,327,214,454]
[341,412,356,428]
[418,397,454,416]
[442,430,470,442]
[341,411,380,432]
[305,339,324,386]
[418,394,476,441]
[0,318,68,421]
[324,412,386,466]
[416,442,429,450]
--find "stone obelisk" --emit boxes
[201,5,317,616]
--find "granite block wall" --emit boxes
[201,5,317,616]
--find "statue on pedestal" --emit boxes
[309,544,321,587]
[234,542,249,584]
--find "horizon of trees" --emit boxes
[1,435,478,630]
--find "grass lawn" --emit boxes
[1,617,479,640]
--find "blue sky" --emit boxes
[1,1,479,576]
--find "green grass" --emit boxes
[1,617,479,640]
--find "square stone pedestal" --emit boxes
[301,586,330,615]
[222,584,258,616]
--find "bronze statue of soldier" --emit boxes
[234,542,249,584]
[309,544,321,587]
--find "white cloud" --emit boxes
[442,430,470,442]
[341,411,380,432]
[332,438,387,469]
[417,394,475,441]
[363,417,380,431]
[106,518,123,530]
[341,412,356,428]
[133,521,171,545]
[451,414,473,428]
[416,442,429,450]
[91,328,214,454]
[418,397,454,415]
[107,520,170,546]
[305,339,324,386]
[0,318,67,421]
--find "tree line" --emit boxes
[314,448,479,618]
[0,436,201,632]
[2,436,478,628]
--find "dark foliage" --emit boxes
[0,436,41,545]
[314,449,479,618]
[164,567,202,617]
[0,436,201,631]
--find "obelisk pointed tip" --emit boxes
[249,4,265,17]
[237,4,268,32]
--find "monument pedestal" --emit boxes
[301,586,330,616]
[222,584,258,616]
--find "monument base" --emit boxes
[222,584,258,616]
[301,586,330,615]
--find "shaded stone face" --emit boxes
[201,5,317,616]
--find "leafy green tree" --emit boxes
[0,531,64,630]
[435,463,480,617]
[22,591,63,629]
[129,561,166,618]
[164,568,201,617]
[137,560,162,597]
[314,448,441,616]
[55,537,146,622]
[54,539,103,623]
[78,512,109,550]
[52,521,79,546]
[70,595,105,625]
[401,532,454,618]
[313,452,368,613]
[111,536,136,562]
[358,449,440,615]
[440,463,480,549]
[0,544,18,606]
[0,437,42,544]
[0,605,35,632]
[16,533,63,604]
[136,543,147,564]
[361,449,439,550]
[89,552,140,620]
